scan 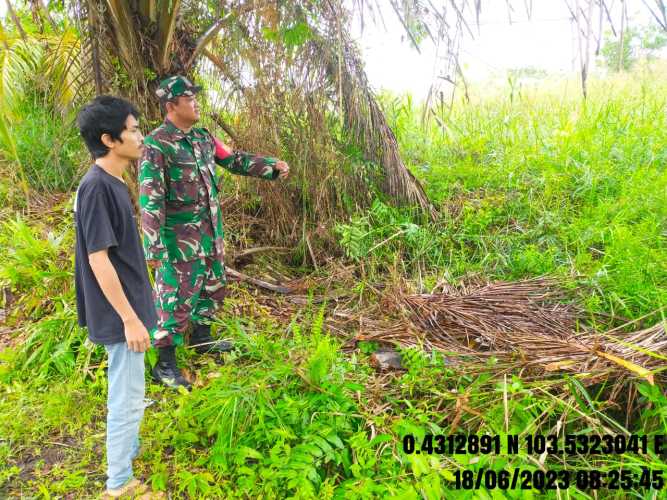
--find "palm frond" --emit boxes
[0,37,43,112]
[156,0,182,72]
[316,3,435,216]
[357,277,667,388]
[42,28,89,110]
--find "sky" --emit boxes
[350,0,663,100]
[0,0,663,101]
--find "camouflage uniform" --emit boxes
[140,76,279,347]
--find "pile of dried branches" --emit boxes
[356,277,666,386]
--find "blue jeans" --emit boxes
[105,342,145,490]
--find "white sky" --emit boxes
[352,0,662,99]
[0,1,663,101]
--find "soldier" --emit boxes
[139,75,289,389]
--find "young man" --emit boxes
[75,96,155,498]
[140,75,289,389]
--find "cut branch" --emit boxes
[202,48,245,94]
[210,111,241,145]
[317,3,435,217]
[225,267,293,294]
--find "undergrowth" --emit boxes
[1,71,666,498]
[338,71,667,322]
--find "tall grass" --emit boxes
[5,297,666,498]
[337,70,667,321]
[0,27,90,195]
[12,93,87,192]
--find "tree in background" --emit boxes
[0,3,88,202]
[600,24,667,71]
[1,1,439,250]
[2,1,666,234]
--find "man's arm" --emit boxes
[212,136,289,180]
[139,137,168,268]
[89,250,150,352]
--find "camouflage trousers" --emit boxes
[151,256,227,347]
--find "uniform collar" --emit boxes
[162,118,206,142]
[163,118,190,141]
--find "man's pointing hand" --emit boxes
[275,160,290,179]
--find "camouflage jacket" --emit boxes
[139,119,278,263]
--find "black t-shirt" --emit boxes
[74,165,157,344]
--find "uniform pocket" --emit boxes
[166,163,200,205]
[168,179,199,204]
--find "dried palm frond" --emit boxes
[357,277,666,386]
[404,277,578,345]
[315,1,435,216]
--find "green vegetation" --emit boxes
[1,70,667,498]
[13,93,85,192]
[341,73,667,322]
[600,25,667,72]
[0,27,87,196]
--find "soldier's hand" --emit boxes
[147,259,161,269]
[123,316,151,352]
[275,160,290,179]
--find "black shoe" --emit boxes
[190,324,234,355]
[152,361,192,390]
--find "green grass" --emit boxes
[338,70,667,322]
[1,69,667,498]
[8,92,86,193]
[3,297,666,498]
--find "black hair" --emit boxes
[76,95,140,159]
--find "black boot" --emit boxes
[190,323,233,355]
[152,346,191,390]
